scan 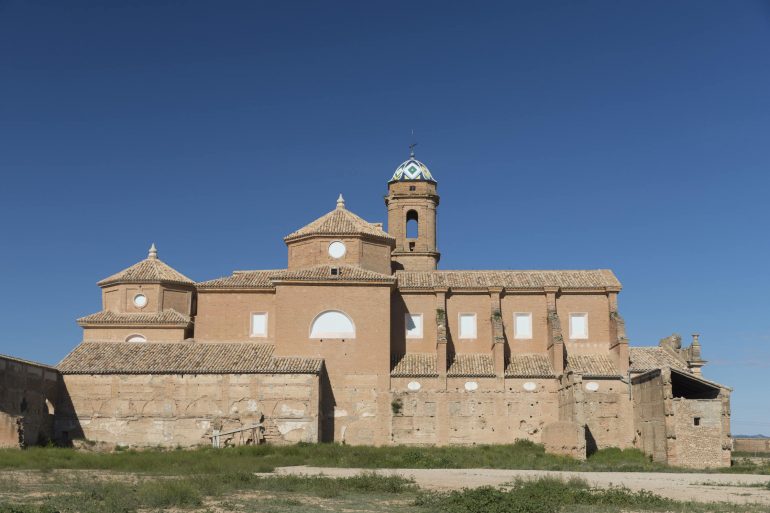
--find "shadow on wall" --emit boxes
[585,425,598,456]
[319,365,335,443]
[52,382,84,447]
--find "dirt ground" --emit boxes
[272,466,770,505]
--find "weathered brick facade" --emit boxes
[0,152,732,467]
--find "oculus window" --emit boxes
[514,313,533,339]
[310,310,355,339]
[251,313,268,337]
[133,294,148,308]
[459,313,477,339]
[328,241,346,259]
[569,313,588,339]
[405,313,423,339]
[126,334,146,343]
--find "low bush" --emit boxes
[415,477,673,513]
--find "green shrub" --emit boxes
[415,477,674,513]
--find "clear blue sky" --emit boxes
[1,1,769,435]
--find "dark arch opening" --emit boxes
[406,210,419,239]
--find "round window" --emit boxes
[464,381,479,391]
[523,382,537,392]
[407,381,421,391]
[133,294,148,308]
[585,381,600,392]
[328,241,346,259]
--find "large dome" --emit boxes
[390,154,435,183]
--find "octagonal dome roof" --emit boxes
[390,153,435,183]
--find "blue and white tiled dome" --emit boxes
[390,153,436,183]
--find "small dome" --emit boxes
[390,155,435,183]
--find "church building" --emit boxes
[5,151,732,467]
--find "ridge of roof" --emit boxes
[284,206,394,243]
[271,265,395,283]
[396,269,621,290]
[198,265,395,289]
[98,257,194,287]
[566,354,621,378]
[77,309,191,327]
[197,270,279,290]
[57,342,323,375]
[629,346,689,373]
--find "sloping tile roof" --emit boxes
[197,271,279,290]
[630,347,689,373]
[57,342,323,375]
[448,353,495,377]
[0,353,58,372]
[284,206,394,243]
[77,309,191,327]
[273,265,395,283]
[391,353,437,377]
[566,354,621,377]
[98,257,194,287]
[395,270,620,290]
[506,354,556,378]
[198,265,395,289]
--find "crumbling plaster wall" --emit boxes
[389,377,560,445]
[670,398,730,468]
[559,373,633,453]
[631,371,668,462]
[0,356,59,448]
[56,373,319,447]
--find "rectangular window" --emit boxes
[569,313,588,339]
[514,313,533,339]
[459,313,477,339]
[251,312,267,337]
[405,313,423,339]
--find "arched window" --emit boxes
[406,210,419,238]
[309,310,355,339]
[126,334,147,343]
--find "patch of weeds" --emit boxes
[415,477,674,513]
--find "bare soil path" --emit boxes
[272,466,770,505]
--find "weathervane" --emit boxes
[409,128,417,158]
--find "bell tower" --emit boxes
[385,148,440,271]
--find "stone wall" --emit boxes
[631,369,731,468]
[559,373,633,454]
[56,373,319,447]
[631,370,668,462]
[734,437,770,453]
[670,398,729,468]
[0,355,60,448]
[389,377,560,445]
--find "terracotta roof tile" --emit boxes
[272,265,395,283]
[98,257,194,287]
[197,271,279,290]
[630,347,689,373]
[396,270,620,290]
[505,354,555,378]
[284,206,394,243]
[77,309,191,327]
[391,353,437,377]
[448,353,495,377]
[199,265,395,289]
[566,354,621,377]
[58,342,322,375]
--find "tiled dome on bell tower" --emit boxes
[385,146,440,271]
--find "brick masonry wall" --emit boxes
[671,399,730,468]
[631,371,668,462]
[56,373,319,447]
[0,356,60,448]
[734,438,770,453]
[389,377,560,445]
